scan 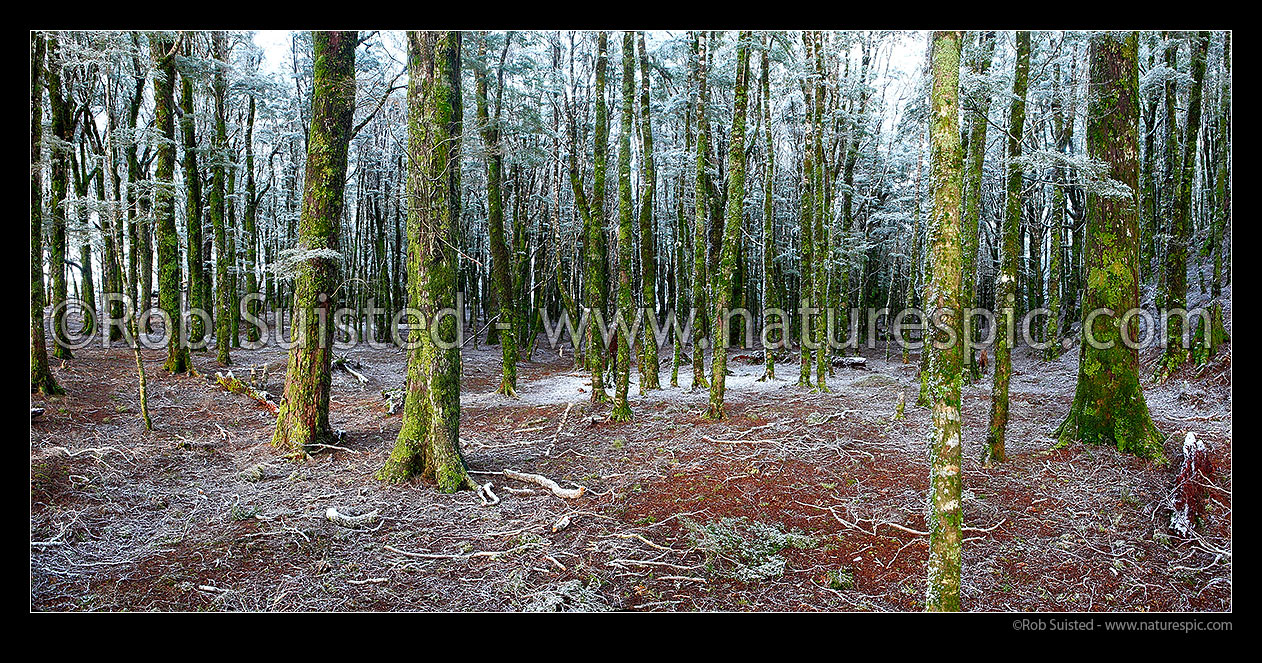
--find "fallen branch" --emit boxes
[702,435,781,445]
[325,507,380,529]
[214,371,278,413]
[478,482,501,507]
[503,469,586,499]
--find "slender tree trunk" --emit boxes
[636,32,661,392]
[271,31,356,456]
[925,30,965,613]
[1054,32,1165,461]
[31,32,63,395]
[1045,60,1073,358]
[181,52,206,346]
[690,32,710,391]
[1158,32,1210,378]
[477,33,518,397]
[610,31,638,422]
[1140,35,1159,283]
[810,32,830,391]
[758,36,777,382]
[244,95,262,344]
[984,30,1030,466]
[1211,33,1230,301]
[47,35,74,360]
[211,31,232,366]
[150,34,192,374]
[961,31,994,380]
[798,61,816,389]
[706,31,751,421]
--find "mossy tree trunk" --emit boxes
[809,32,829,392]
[180,45,206,347]
[1045,60,1074,359]
[47,35,73,360]
[1054,31,1165,461]
[244,95,263,344]
[1155,32,1179,310]
[925,30,965,613]
[758,35,777,382]
[960,31,994,381]
[797,57,816,389]
[71,154,96,340]
[690,32,710,391]
[611,31,638,423]
[636,32,661,392]
[476,33,518,397]
[31,32,63,395]
[378,31,473,491]
[211,31,233,366]
[984,30,1030,466]
[585,32,612,403]
[1210,32,1229,302]
[705,31,751,421]
[1139,35,1159,283]
[271,31,356,457]
[1157,32,1209,378]
[150,33,192,374]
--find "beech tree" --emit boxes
[1157,32,1210,378]
[924,29,965,613]
[271,31,357,456]
[378,31,472,489]
[476,32,518,397]
[150,33,192,374]
[984,30,1030,466]
[706,31,751,420]
[1054,31,1165,460]
[636,32,662,393]
[211,31,233,365]
[611,31,637,422]
[960,30,994,381]
[31,32,63,395]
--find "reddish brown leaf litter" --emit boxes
[31,325,1230,611]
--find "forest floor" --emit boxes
[31,303,1231,612]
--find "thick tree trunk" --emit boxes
[271,31,356,456]
[378,31,472,491]
[1054,32,1165,460]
